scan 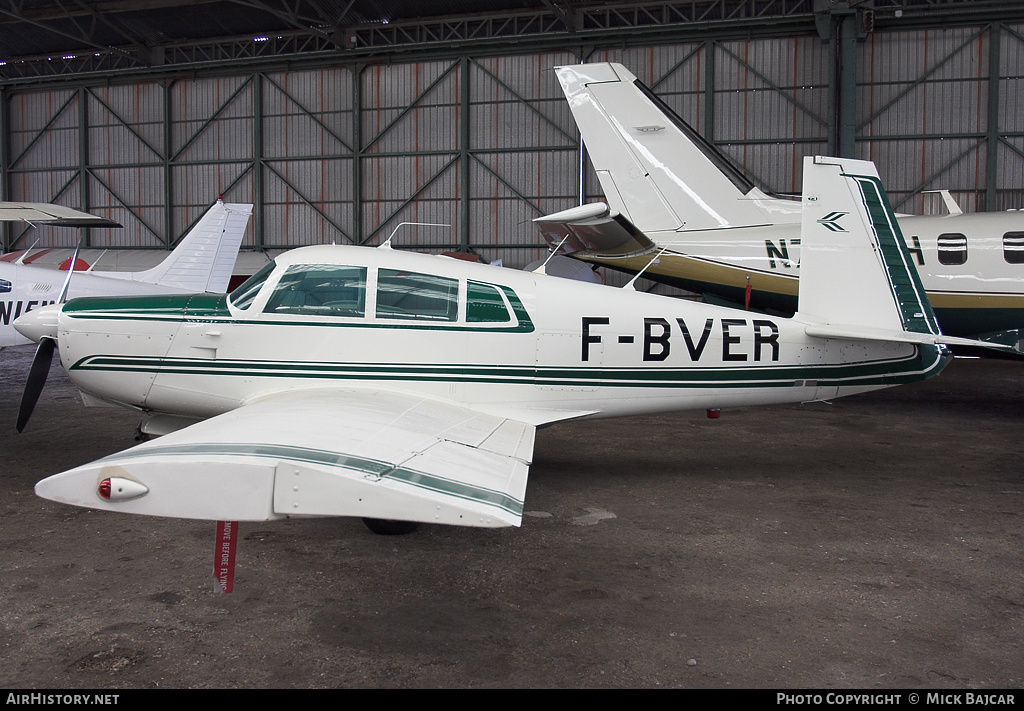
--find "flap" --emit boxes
[35,388,536,527]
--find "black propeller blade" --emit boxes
[16,337,56,433]
[16,234,84,432]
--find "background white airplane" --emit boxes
[1,200,252,349]
[540,62,1024,353]
[14,156,993,543]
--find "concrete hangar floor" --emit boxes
[1,345,1022,689]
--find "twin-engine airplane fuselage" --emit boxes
[15,156,983,532]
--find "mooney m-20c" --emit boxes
[539,62,1024,353]
[16,157,992,533]
[1,200,252,348]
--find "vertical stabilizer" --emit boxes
[130,201,252,293]
[555,63,780,234]
[796,156,940,336]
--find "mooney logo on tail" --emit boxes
[817,212,849,232]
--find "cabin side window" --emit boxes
[264,265,367,317]
[376,269,458,321]
[1003,232,1024,264]
[0,278,10,294]
[466,281,512,323]
[936,233,968,266]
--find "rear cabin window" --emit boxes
[264,265,367,316]
[376,269,458,321]
[1003,232,1024,264]
[466,281,512,323]
[937,233,968,266]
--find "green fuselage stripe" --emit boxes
[71,347,944,389]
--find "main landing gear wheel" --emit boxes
[362,518,421,535]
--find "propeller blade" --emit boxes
[18,232,80,432]
[17,338,56,433]
[57,236,84,303]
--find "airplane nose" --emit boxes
[13,303,60,343]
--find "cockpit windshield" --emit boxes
[229,261,276,309]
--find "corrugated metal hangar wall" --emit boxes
[2,12,1023,273]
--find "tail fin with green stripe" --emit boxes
[796,156,939,334]
[792,156,1001,348]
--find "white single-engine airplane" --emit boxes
[1,200,252,349]
[15,156,990,537]
[540,63,1024,352]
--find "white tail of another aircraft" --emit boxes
[111,200,252,293]
[555,62,799,235]
[0,200,252,349]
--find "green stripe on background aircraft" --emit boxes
[0,200,252,348]
[13,155,999,536]
[539,62,1024,353]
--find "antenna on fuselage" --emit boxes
[532,234,572,275]
[624,237,682,291]
[921,189,963,216]
[13,239,40,265]
[379,222,451,249]
[86,250,108,272]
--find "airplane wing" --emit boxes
[0,202,121,227]
[35,388,535,527]
[533,202,656,257]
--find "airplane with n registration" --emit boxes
[0,199,253,349]
[541,62,1024,353]
[14,156,996,539]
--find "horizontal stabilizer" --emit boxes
[804,324,1014,351]
[533,202,656,257]
[970,328,1024,354]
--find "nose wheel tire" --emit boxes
[362,518,421,535]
